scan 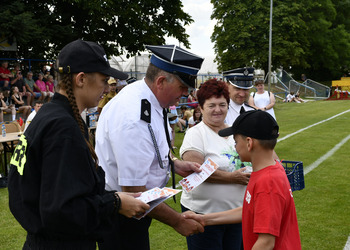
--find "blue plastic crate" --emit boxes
[281,161,305,192]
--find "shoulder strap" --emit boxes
[140,99,151,123]
[243,102,256,110]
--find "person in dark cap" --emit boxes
[184,110,301,250]
[95,45,205,249]
[7,39,149,250]
[223,67,255,125]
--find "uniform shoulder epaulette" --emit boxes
[140,99,151,123]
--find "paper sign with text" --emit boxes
[134,187,181,219]
[179,158,219,192]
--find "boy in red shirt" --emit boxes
[185,110,301,250]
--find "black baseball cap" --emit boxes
[219,110,279,140]
[58,39,128,80]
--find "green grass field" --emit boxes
[1,100,349,249]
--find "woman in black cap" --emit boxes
[7,39,149,249]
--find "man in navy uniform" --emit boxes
[95,45,205,249]
[223,67,255,125]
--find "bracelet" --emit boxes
[114,192,121,212]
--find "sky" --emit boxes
[114,0,218,73]
[165,0,218,73]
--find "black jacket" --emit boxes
[8,93,116,242]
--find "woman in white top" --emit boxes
[248,80,276,120]
[187,106,202,128]
[180,79,251,250]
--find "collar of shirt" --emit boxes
[229,99,243,114]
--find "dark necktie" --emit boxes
[163,109,173,151]
[240,106,245,114]
[163,109,176,196]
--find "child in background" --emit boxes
[0,91,16,122]
[185,110,301,250]
[11,86,32,120]
[188,106,202,128]
[45,75,55,102]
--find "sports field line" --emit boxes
[278,109,350,143]
[304,134,350,175]
[344,235,350,250]
[301,134,350,250]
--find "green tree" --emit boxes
[211,0,350,81]
[0,0,193,60]
[211,0,309,73]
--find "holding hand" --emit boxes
[172,211,205,236]
[231,167,251,185]
[174,160,201,177]
[117,192,150,218]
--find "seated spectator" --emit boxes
[0,61,13,95]
[294,91,305,103]
[188,106,202,128]
[25,71,42,105]
[0,91,16,122]
[35,73,50,102]
[40,65,49,80]
[11,70,33,106]
[45,75,55,102]
[24,100,44,131]
[11,86,32,120]
[97,78,118,114]
[178,105,193,132]
[285,91,296,102]
[187,89,198,108]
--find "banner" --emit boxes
[0,35,17,51]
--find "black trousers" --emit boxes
[98,213,152,250]
[23,233,96,250]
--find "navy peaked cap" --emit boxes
[223,67,255,89]
[146,45,204,88]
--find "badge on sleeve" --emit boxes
[140,99,151,123]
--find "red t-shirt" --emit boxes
[0,67,11,81]
[242,162,301,249]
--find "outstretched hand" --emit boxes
[172,211,205,236]
[174,160,201,177]
[182,210,206,227]
[117,192,150,218]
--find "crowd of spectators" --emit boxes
[0,61,57,121]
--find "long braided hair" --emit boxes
[58,73,99,168]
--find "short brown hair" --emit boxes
[196,79,230,108]
[254,80,264,86]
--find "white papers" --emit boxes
[135,187,181,219]
[179,157,219,192]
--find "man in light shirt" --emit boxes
[24,101,43,131]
